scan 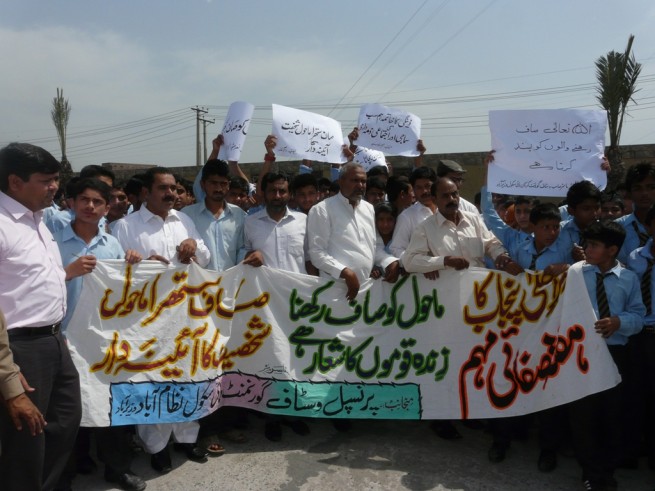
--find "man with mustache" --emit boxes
[0,142,81,491]
[308,162,400,302]
[112,167,211,473]
[242,172,312,441]
[403,177,521,276]
[389,166,437,260]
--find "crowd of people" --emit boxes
[0,130,654,491]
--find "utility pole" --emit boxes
[199,116,215,163]
[191,106,208,167]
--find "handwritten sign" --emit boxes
[356,103,421,156]
[271,104,346,163]
[488,109,608,196]
[353,146,388,172]
[218,101,254,162]
[66,261,619,426]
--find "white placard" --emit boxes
[488,109,608,197]
[353,146,388,172]
[271,104,346,163]
[218,101,254,162]
[357,103,421,156]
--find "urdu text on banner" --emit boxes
[488,109,608,197]
[66,261,618,427]
[356,103,421,156]
[217,101,254,162]
[271,104,346,163]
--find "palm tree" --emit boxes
[595,35,641,190]
[51,87,73,180]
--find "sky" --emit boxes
[1,0,655,171]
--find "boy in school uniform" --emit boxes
[558,180,601,264]
[616,162,655,264]
[568,220,645,491]
[487,203,570,470]
[53,178,146,491]
[625,204,655,470]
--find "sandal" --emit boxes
[199,435,225,456]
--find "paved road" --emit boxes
[75,418,653,491]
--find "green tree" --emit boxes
[51,87,73,181]
[595,34,641,189]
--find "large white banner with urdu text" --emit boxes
[488,109,607,196]
[66,262,618,427]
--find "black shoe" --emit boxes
[431,421,462,440]
[150,448,172,474]
[173,443,208,463]
[488,442,508,463]
[537,449,557,472]
[265,422,283,441]
[617,456,639,469]
[332,419,352,432]
[285,419,310,436]
[105,470,147,491]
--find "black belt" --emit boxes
[8,323,61,338]
[643,325,655,334]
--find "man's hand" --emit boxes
[348,127,359,148]
[265,135,277,156]
[243,251,265,267]
[444,256,469,270]
[423,271,440,280]
[5,393,46,436]
[212,134,224,154]
[416,139,426,155]
[502,259,524,276]
[572,244,586,262]
[369,268,382,279]
[483,149,496,166]
[341,144,354,162]
[595,316,620,338]
[340,267,360,301]
[177,239,197,264]
[601,155,610,172]
[65,255,96,280]
[124,249,142,264]
[383,261,400,283]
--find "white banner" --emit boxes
[271,104,346,163]
[488,109,608,196]
[357,103,421,156]
[66,261,618,426]
[218,101,254,162]
[353,146,388,172]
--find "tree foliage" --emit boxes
[595,35,641,187]
[51,87,73,181]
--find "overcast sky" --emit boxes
[1,0,654,171]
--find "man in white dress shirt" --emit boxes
[389,166,437,260]
[307,163,400,301]
[0,142,81,491]
[242,172,313,441]
[112,167,211,473]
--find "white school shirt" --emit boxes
[112,205,210,267]
[244,207,308,274]
[389,201,434,258]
